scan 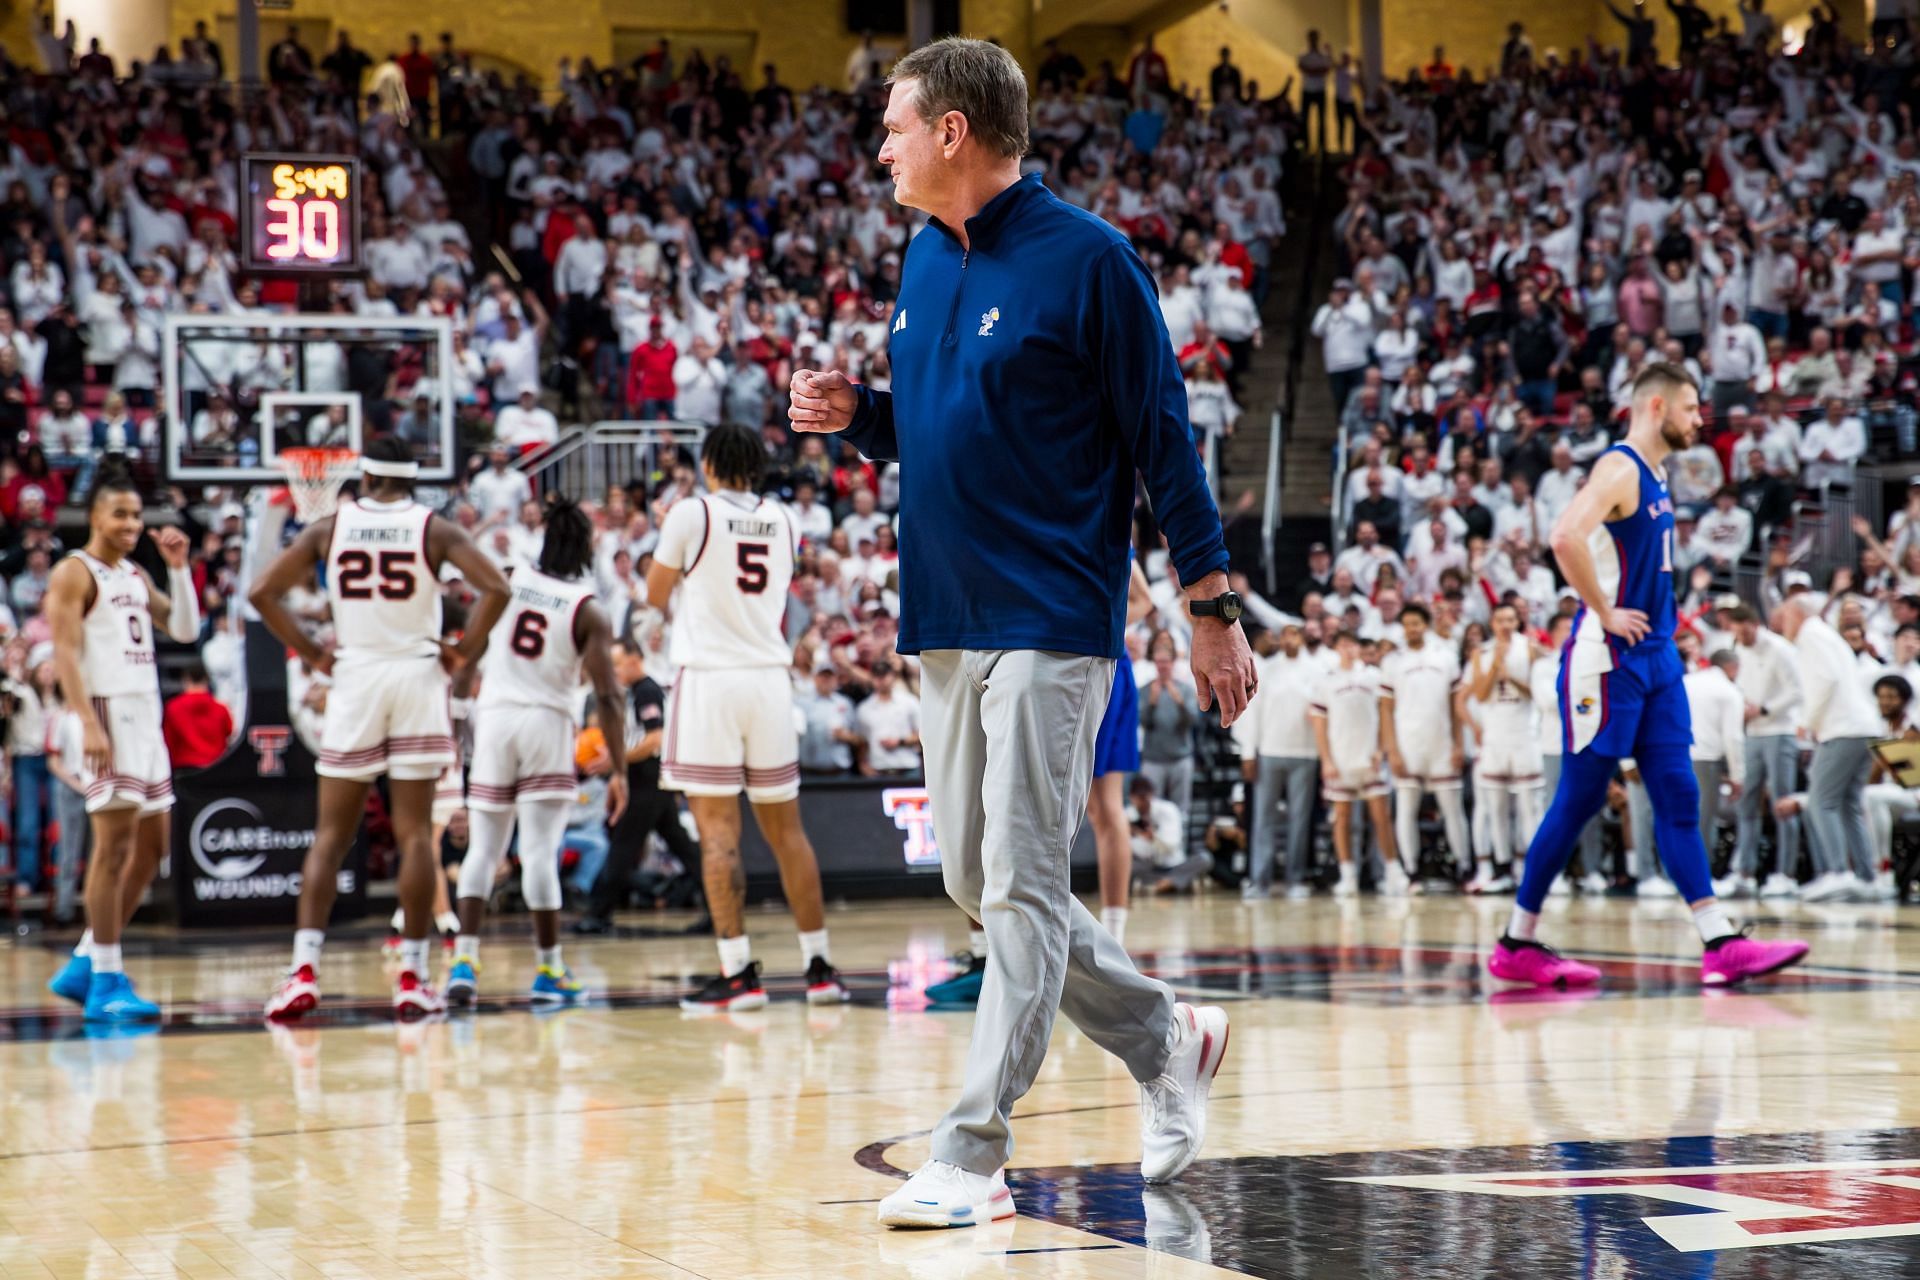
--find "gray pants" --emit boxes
[52,782,88,921]
[1734,734,1801,878]
[1627,760,1722,880]
[1807,737,1876,879]
[1248,755,1317,889]
[1542,754,1605,877]
[1134,850,1215,891]
[920,649,1175,1174]
[1140,756,1194,832]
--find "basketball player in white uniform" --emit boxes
[250,439,509,1019]
[1309,628,1402,898]
[42,460,200,1021]
[445,496,627,1005]
[645,424,849,1010]
[1464,602,1544,890]
[1378,602,1470,890]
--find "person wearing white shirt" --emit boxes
[1310,278,1377,409]
[1863,673,1920,894]
[493,389,560,449]
[552,215,609,300]
[1371,313,1420,384]
[1850,209,1904,288]
[1536,443,1584,529]
[1779,598,1883,899]
[1798,397,1866,490]
[1309,628,1402,898]
[469,443,534,522]
[1706,300,1767,415]
[839,488,888,549]
[1378,602,1472,884]
[1531,613,1607,892]
[1492,475,1551,550]
[1683,650,1748,870]
[1721,604,1803,899]
[856,662,921,773]
[1333,523,1405,594]
[1127,775,1213,892]
[787,478,834,547]
[1693,488,1754,565]
[670,338,726,424]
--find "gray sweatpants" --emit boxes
[1248,755,1317,889]
[52,782,88,921]
[1140,756,1195,831]
[1627,760,1723,882]
[1733,734,1801,878]
[920,649,1176,1174]
[1807,736,1876,879]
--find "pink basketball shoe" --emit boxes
[1700,929,1810,987]
[1488,937,1602,989]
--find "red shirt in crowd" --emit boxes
[397,51,435,101]
[625,337,679,407]
[163,690,233,769]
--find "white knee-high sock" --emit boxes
[1435,788,1471,871]
[1393,785,1422,872]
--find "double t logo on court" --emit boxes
[1345,1159,1920,1251]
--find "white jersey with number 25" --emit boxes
[654,490,796,671]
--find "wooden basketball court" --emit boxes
[4,895,1917,1278]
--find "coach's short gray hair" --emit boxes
[888,37,1029,159]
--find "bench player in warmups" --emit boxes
[252,438,511,1019]
[44,459,201,1021]
[645,424,851,1010]
[1463,602,1545,891]
[444,496,628,1005]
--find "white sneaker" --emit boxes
[1240,882,1270,902]
[1636,877,1678,899]
[1580,872,1611,895]
[1379,862,1411,897]
[1759,873,1801,899]
[1799,871,1857,903]
[1464,865,1493,895]
[1332,870,1358,899]
[1712,874,1757,900]
[877,1160,1014,1228]
[1140,1003,1231,1183]
[1871,870,1899,901]
[1285,883,1313,901]
[1480,873,1515,893]
[1547,875,1572,897]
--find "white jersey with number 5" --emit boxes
[75,550,157,697]
[479,567,596,713]
[326,497,441,668]
[655,489,796,671]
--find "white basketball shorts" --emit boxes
[466,705,579,811]
[662,666,801,803]
[86,691,174,815]
[318,655,454,782]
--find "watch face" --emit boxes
[1220,592,1244,622]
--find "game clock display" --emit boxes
[240,154,361,272]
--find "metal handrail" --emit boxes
[514,419,709,500]
[1330,426,1350,556]
[1203,427,1220,500]
[1261,408,1282,592]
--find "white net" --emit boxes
[278,448,360,523]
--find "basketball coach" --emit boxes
[788,36,1256,1227]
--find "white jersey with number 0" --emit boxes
[75,550,157,697]
[326,497,441,668]
[655,489,796,671]
[479,567,596,714]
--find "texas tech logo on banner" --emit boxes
[882,788,941,867]
[249,726,291,776]
[1345,1159,1920,1251]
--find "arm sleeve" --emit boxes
[1084,243,1230,586]
[840,384,900,463]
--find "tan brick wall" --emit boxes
[1157,3,1298,104]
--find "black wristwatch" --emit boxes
[1189,591,1244,623]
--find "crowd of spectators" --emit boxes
[0,25,1299,900]
[1247,10,1920,901]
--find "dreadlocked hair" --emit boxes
[539,492,596,581]
[701,422,765,491]
[88,455,140,509]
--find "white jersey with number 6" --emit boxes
[326,497,441,668]
[75,550,157,697]
[654,489,796,671]
[479,567,596,713]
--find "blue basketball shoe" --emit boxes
[444,959,479,1007]
[84,972,160,1023]
[49,952,92,1005]
[531,965,584,1003]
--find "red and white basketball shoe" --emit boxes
[265,965,320,1021]
[393,969,446,1019]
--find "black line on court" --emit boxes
[1001,1245,1125,1254]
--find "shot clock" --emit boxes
[240,154,362,272]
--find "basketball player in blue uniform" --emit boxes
[1490,363,1809,988]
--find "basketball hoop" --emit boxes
[278,448,360,523]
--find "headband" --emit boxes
[361,458,420,479]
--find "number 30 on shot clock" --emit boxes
[240,153,362,273]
